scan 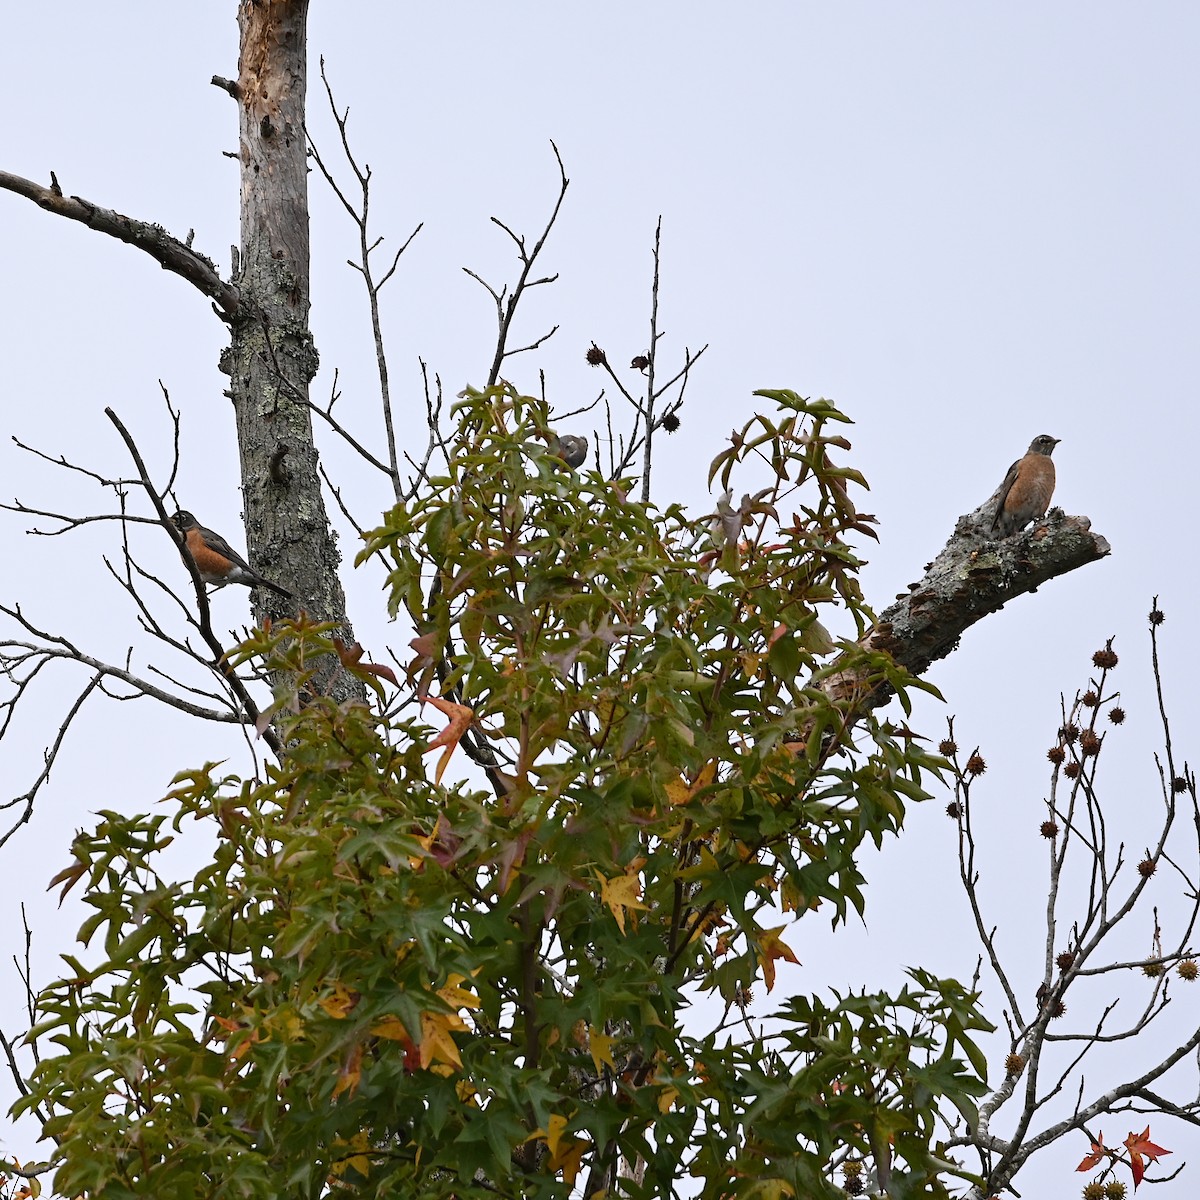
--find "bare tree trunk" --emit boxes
[224,0,360,701]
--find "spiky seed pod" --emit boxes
[1108,707,1125,725]
[1177,959,1198,981]
[1064,761,1081,779]
[946,802,962,819]
[1081,1182,1106,1200]
[938,738,957,756]
[1172,776,1189,794]
[661,412,681,433]
[1061,722,1080,744]
[965,753,986,777]
[1079,730,1101,757]
[1103,1181,1128,1200]
[1143,961,1164,978]
[1093,647,1119,670]
[1004,1053,1024,1076]
[1049,999,1067,1018]
[585,344,607,366]
[1138,858,1157,878]
[1148,606,1165,625]
[1048,745,1066,764]
[1056,951,1076,971]
[1082,690,1099,707]
[1040,820,1059,839]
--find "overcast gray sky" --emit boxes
[2,4,1198,1195]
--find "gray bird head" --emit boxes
[553,434,589,469]
[172,510,197,531]
[1028,434,1061,456]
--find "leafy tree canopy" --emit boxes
[21,388,990,1198]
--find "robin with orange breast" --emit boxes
[991,435,1061,537]
[172,510,292,597]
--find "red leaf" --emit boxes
[1076,1132,1106,1173]
[1125,1126,1171,1189]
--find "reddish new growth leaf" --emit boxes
[1124,1127,1170,1189]
[419,694,475,784]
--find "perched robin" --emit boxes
[172,510,292,597]
[990,435,1061,537]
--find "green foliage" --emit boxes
[18,387,989,1198]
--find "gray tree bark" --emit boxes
[221,0,360,702]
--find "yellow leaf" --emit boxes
[319,982,360,1019]
[664,777,691,807]
[527,1114,588,1187]
[421,1010,463,1070]
[598,871,649,935]
[370,1015,411,1041]
[665,761,717,807]
[546,1113,570,1157]
[658,1085,679,1113]
[345,1130,372,1179]
[437,974,482,1011]
[588,1026,616,1076]
[553,1136,587,1186]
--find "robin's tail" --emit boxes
[256,576,293,598]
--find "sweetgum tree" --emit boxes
[19,387,991,1198]
[4,6,1132,1198]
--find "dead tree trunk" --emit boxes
[219,0,360,701]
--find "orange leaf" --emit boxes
[1076,1133,1106,1172]
[757,925,801,992]
[419,694,474,784]
[1124,1126,1170,1189]
[332,1042,363,1100]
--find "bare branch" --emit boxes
[475,142,570,390]
[308,59,426,503]
[0,170,240,317]
[104,407,282,755]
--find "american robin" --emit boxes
[171,510,292,597]
[990,435,1061,537]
